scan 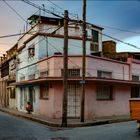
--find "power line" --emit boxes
[101,25,140,35]
[0,26,59,39]
[21,0,63,18]
[102,33,140,50]
[47,0,78,19]
[18,26,63,54]
[3,0,27,23]
[47,0,64,11]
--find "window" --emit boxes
[131,87,140,98]
[91,30,99,53]
[132,75,139,81]
[39,70,49,78]
[96,85,113,100]
[28,44,35,57]
[92,30,98,43]
[97,70,112,78]
[61,69,80,77]
[40,84,49,99]
[20,76,25,81]
[28,74,35,80]
[90,42,98,52]
[10,87,15,99]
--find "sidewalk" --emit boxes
[0,108,131,127]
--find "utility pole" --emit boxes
[81,0,86,122]
[61,10,69,127]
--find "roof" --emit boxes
[28,15,64,26]
[28,14,103,30]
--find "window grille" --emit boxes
[61,69,80,77]
[96,85,113,100]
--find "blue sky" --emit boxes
[1,0,140,54]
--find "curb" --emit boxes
[0,109,61,127]
[0,109,131,128]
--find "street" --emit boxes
[0,111,139,140]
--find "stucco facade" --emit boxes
[15,15,140,120]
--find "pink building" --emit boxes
[16,54,140,119]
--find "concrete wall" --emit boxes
[87,56,130,80]
[39,82,130,119]
[38,83,55,118]
[85,83,130,119]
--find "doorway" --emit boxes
[67,84,80,118]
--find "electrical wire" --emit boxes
[47,0,78,19]
[3,0,28,23]
[21,0,63,18]
[102,33,140,50]
[47,0,64,11]
[101,25,140,35]
[0,26,59,39]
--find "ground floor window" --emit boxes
[40,84,49,99]
[131,86,140,98]
[10,87,15,99]
[96,85,113,100]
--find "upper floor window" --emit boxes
[92,30,99,43]
[28,74,35,80]
[97,70,112,79]
[132,75,139,81]
[91,30,99,53]
[39,70,49,78]
[20,76,25,81]
[61,69,80,77]
[28,44,35,58]
[90,42,99,52]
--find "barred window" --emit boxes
[40,84,49,99]
[61,69,80,77]
[96,85,113,100]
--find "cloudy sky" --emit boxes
[1,0,140,54]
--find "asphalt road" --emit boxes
[0,111,139,140]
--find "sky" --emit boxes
[1,0,140,54]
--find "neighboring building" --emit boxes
[0,44,17,108]
[7,44,17,109]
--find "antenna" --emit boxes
[42,4,45,16]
